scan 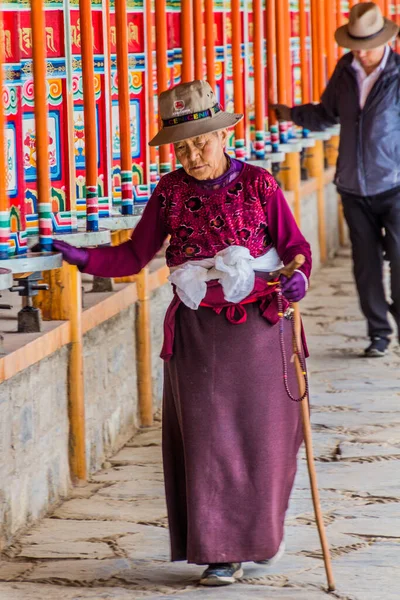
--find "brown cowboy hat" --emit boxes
[335,2,399,50]
[149,80,243,147]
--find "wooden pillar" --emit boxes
[112,229,135,284]
[116,0,134,215]
[275,0,289,104]
[283,152,302,226]
[64,0,78,228]
[305,140,327,262]
[79,0,99,231]
[397,0,400,54]
[136,268,153,427]
[155,0,171,169]
[316,0,326,95]
[338,197,346,247]
[326,134,339,167]
[231,0,245,155]
[205,0,216,90]
[383,0,390,16]
[310,0,320,101]
[146,0,157,167]
[0,8,10,259]
[283,0,292,104]
[336,0,344,58]
[102,0,113,217]
[31,0,53,250]
[325,0,336,79]
[253,0,265,155]
[299,0,310,104]
[266,0,277,124]
[181,0,194,82]
[68,264,87,482]
[193,0,204,79]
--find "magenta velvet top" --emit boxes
[83,162,311,280]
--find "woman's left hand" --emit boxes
[280,272,307,302]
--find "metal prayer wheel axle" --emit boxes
[0,254,62,335]
[10,272,49,333]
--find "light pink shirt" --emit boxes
[351,45,390,109]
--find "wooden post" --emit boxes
[336,0,344,58]
[0,9,10,259]
[113,229,135,284]
[33,0,76,320]
[275,0,288,104]
[316,0,326,95]
[305,139,327,263]
[136,268,153,427]
[266,0,277,125]
[181,0,194,82]
[33,265,72,320]
[31,0,53,251]
[338,196,346,247]
[231,0,245,156]
[145,0,158,167]
[283,0,292,104]
[310,0,320,102]
[155,0,171,170]
[282,152,302,226]
[325,0,335,79]
[325,134,339,167]
[68,264,87,482]
[100,0,113,218]
[299,0,310,104]
[397,0,400,54]
[79,0,99,231]
[115,0,134,215]
[205,0,216,90]
[64,0,78,229]
[193,0,204,79]
[253,0,265,154]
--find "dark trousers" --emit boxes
[341,189,400,340]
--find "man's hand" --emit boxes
[271,104,292,122]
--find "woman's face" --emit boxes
[174,129,229,180]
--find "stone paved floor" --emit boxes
[1,249,399,600]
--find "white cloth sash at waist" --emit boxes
[169,245,283,310]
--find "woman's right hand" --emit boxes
[52,240,89,269]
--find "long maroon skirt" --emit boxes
[162,301,304,565]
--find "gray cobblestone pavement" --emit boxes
[0,249,399,599]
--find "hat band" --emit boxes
[162,103,221,128]
[347,25,385,42]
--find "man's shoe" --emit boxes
[255,540,285,566]
[200,562,243,586]
[364,337,390,357]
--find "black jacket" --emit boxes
[291,50,400,197]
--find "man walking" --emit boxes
[273,2,400,357]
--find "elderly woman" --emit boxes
[53,80,311,587]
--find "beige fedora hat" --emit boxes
[335,2,399,50]
[149,80,243,147]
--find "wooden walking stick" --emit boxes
[273,255,336,592]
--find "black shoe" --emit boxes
[200,562,243,586]
[364,337,390,357]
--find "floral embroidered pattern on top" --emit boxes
[157,162,277,268]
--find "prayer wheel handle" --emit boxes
[269,254,306,280]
